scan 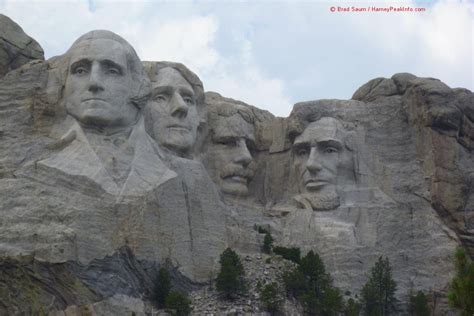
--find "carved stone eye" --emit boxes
[324,147,339,154]
[154,94,167,102]
[73,66,87,75]
[183,96,194,105]
[296,147,309,156]
[107,67,120,75]
[219,138,238,147]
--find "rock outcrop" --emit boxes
[0,16,472,315]
[0,14,44,77]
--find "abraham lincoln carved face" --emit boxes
[292,117,355,210]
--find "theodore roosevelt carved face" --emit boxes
[292,117,355,210]
[202,105,256,197]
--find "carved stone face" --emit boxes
[205,114,255,196]
[64,38,137,129]
[147,67,199,156]
[293,117,353,197]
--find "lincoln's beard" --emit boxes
[293,187,340,211]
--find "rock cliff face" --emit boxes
[0,14,44,77]
[0,18,472,315]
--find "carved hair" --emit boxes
[55,30,150,110]
[207,101,255,125]
[288,101,355,151]
[287,101,363,185]
[196,101,255,156]
[143,61,205,111]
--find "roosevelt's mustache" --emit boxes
[221,165,255,179]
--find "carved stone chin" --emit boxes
[294,191,341,211]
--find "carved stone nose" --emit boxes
[88,82,104,93]
[234,139,252,166]
[306,148,322,172]
[88,64,104,92]
[171,94,188,118]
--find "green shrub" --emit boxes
[153,267,171,308]
[448,247,474,316]
[259,282,283,315]
[273,246,301,264]
[254,224,269,234]
[165,291,192,316]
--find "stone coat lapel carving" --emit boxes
[39,116,176,199]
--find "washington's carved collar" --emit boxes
[38,115,176,199]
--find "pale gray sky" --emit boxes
[1,0,472,117]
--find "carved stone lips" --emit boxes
[304,179,329,189]
[222,168,251,182]
[225,175,248,184]
[167,124,190,131]
[82,98,106,102]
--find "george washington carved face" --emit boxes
[63,32,144,131]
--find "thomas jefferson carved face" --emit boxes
[64,38,138,130]
[147,67,199,156]
[205,113,256,197]
[293,117,354,208]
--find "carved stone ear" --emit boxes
[199,108,207,125]
[345,131,356,152]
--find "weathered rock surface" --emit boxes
[0,16,472,315]
[0,14,44,77]
[190,253,300,315]
[353,74,474,257]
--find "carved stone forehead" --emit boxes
[295,117,346,145]
[68,39,128,69]
[153,67,192,91]
[212,114,255,141]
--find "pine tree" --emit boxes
[448,247,474,316]
[262,232,273,254]
[345,298,361,316]
[361,256,397,316]
[409,291,430,316]
[165,291,192,316]
[283,268,306,298]
[153,267,171,308]
[216,248,246,299]
[283,250,343,315]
